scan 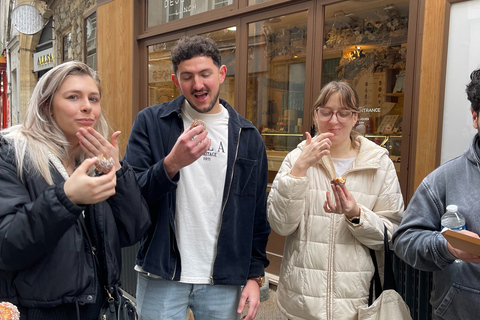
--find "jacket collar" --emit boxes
[297,135,388,172]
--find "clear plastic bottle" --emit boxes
[441,204,466,231]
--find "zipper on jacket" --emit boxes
[326,216,337,319]
[212,127,242,284]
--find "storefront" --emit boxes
[92,0,475,317]
[97,0,417,278]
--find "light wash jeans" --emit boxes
[136,272,242,320]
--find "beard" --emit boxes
[186,90,220,114]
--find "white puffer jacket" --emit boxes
[267,136,404,320]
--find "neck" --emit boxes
[62,145,80,175]
[330,138,356,158]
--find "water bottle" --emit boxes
[441,204,466,263]
[441,204,466,231]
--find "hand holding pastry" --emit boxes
[77,127,121,172]
[64,157,117,205]
[324,181,360,220]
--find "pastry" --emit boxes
[331,176,346,187]
[95,154,115,174]
[0,302,20,320]
[190,119,206,131]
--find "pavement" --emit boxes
[185,284,287,320]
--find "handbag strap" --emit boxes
[368,225,397,305]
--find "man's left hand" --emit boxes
[237,279,261,320]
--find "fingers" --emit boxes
[111,131,121,149]
[64,157,117,205]
[237,295,246,315]
[78,157,99,173]
[305,132,312,145]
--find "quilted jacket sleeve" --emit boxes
[267,149,310,236]
[0,152,83,271]
[106,161,151,247]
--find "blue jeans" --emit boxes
[136,273,242,320]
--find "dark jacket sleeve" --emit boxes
[0,158,83,271]
[249,136,271,277]
[107,161,151,247]
[123,109,179,206]
[392,177,456,271]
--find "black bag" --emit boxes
[98,288,137,320]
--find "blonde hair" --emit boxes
[1,61,109,184]
[313,81,361,148]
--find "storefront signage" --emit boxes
[164,0,197,16]
[33,48,54,72]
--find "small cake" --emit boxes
[95,154,115,174]
[331,176,346,187]
[0,302,20,320]
[190,119,206,131]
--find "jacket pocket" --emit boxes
[434,283,480,319]
[232,157,257,197]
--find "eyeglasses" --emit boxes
[316,108,356,123]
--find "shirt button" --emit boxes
[87,295,93,301]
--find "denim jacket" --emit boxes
[124,96,270,285]
[393,134,480,319]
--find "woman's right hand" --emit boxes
[291,132,334,177]
[64,157,117,205]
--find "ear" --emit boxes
[472,108,478,130]
[172,73,181,91]
[352,112,359,128]
[219,65,227,84]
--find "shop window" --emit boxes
[63,31,73,62]
[85,12,97,70]
[147,0,233,27]
[322,0,409,175]
[248,0,274,5]
[147,27,236,108]
[246,12,308,173]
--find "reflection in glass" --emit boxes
[322,0,409,173]
[147,27,236,108]
[85,12,97,70]
[247,12,307,159]
[147,0,233,27]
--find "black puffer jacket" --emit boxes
[0,139,150,308]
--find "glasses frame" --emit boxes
[316,107,356,123]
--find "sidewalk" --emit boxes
[185,284,287,320]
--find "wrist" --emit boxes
[248,276,265,288]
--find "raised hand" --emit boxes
[64,157,117,205]
[77,127,121,171]
[164,125,211,179]
[291,132,334,177]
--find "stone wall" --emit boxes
[51,0,96,63]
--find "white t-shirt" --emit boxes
[175,101,229,284]
[332,157,356,177]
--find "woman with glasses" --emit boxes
[267,81,404,320]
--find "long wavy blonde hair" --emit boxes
[1,61,109,184]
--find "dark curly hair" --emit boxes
[466,69,480,113]
[171,36,222,74]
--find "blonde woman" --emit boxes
[268,81,404,319]
[0,61,150,320]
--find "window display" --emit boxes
[323,0,409,174]
[246,12,308,172]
